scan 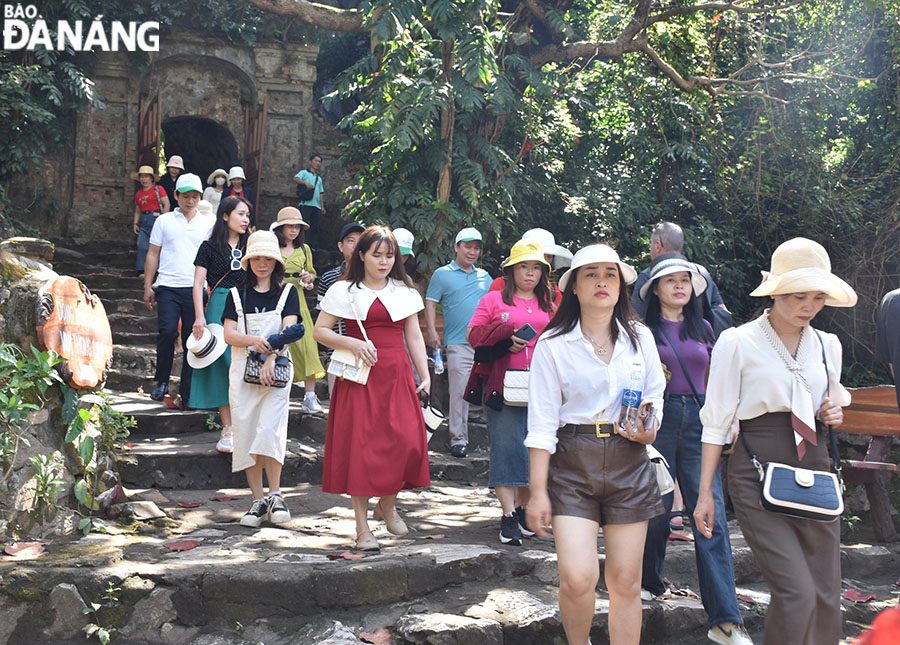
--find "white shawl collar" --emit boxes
[319,279,423,322]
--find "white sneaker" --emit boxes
[216,427,233,453]
[640,589,654,601]
[708,622,753,645]
[267,494,291,524]
[302,394,323,414]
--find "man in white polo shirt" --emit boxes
[143,173,216,405]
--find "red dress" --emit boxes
[322,298,430,495]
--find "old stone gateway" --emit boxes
[26,32,346,242]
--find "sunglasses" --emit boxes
[231,247,243,271]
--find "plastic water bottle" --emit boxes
[619,363,642,430]
[433,346,445,375]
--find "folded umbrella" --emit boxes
[266,323,305,351]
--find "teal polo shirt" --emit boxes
[426,261,492,345]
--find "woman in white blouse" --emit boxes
[526,244,666,645]
[694,238,856,645]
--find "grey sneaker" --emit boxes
[240,499,268,528]
[708,622,753,645]
[302,394,324,414]
[267,494,291,525]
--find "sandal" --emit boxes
[669,510,684,531]
[355,530,380,551]
[374,500,409,536]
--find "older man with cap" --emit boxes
[425,227,493,458]
[143,173,216,406]
[317,221,366,395]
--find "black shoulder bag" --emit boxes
[739,328,843,522]
[296,174,319,202]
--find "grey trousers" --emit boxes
[447,343,474,446]
[730,413,841,645]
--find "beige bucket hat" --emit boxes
[241,230,285,270]
[750,237,857,307]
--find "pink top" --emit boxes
[469,290,552,371]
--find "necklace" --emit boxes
[517,295,536,313]
[585,333,610,357]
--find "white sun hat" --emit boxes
[558,244,638,293]
[522,228,574,267]
[639,257,708,301]
[186,324,227,369]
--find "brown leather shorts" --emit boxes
[548,426,664,526]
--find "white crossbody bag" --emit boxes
[327,291,374,385]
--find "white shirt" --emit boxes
[525,320,666,454]
[148,208,216,288]
[699,313,851,445]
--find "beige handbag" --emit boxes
[327,291,373,385]
[646,444,675,496]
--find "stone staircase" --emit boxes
[9,239,894,644]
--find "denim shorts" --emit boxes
[548,427,664,525]
[483,403,529,487]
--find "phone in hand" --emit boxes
[513,323,538,342]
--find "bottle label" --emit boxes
[622,388,641,408]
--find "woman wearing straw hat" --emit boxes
[189,196,251,452]
[131,165,170,272]
[222,230,300,528]
[695,237,856,645]
[203,168,229,214]
[637,257,752,645]
[526,244,666,645]
[271,207,326,414]
[466,239,555,546]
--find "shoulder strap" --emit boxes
[275,284,293,314]
[658,324,702,407]
[153,185,161,207]
[347,287,372,345]
[230,287,244,317]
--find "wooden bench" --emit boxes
[840,386,900,542]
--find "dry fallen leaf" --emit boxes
[359,627,392,644]
[209,496,238,502]
[4,542,45,559]
[163,540,201,552]
[844,589,876,604]
[177,502,204,508]
[327,551,367,561]
[736,593,757,605]
[416,534,446,540]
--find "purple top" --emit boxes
[656,319,714,395]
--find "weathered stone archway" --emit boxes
[161,117,239,187]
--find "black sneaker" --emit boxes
[515,505,535,538]
[239,499,268,528]
[499,513,522,546]
[150,381,168,401]
[450,444,468,458]
[267,494,291,525]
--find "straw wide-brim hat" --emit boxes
[522,228,574,263]
[185,324,227,369]
[559,244,638,292]
[749,237,857,307]
[270,206,309,231]
[639,257,708,301]
[130,165,159,182]
[241,230,285,270]
[502,239,551,270]
[207,168,228,186]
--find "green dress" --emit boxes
[282,245,325,382]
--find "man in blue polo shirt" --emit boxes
[425,227,492,458]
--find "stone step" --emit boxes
[103,297,147,316]
[119,432,490,489]
[3,479,892,644]
[107,311,157,334]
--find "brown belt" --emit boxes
[563,422,616,438]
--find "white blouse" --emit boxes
[699,312,851,445]
[525,320,666,454]
[319,278,423,322]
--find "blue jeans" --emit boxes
[136,212,158,270]
[483,403,529,487]
[640,394,743,629]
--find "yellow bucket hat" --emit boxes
[501,239,551,270]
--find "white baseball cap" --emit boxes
[394,228,415,256]
[175,173,203,194]
[455,227,482,244]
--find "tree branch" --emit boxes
[648,0,805,25]
[245,0,366,33]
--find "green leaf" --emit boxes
[79,435,95,465]
[74,480,89,506]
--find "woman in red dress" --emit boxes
[314,226,431,551]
